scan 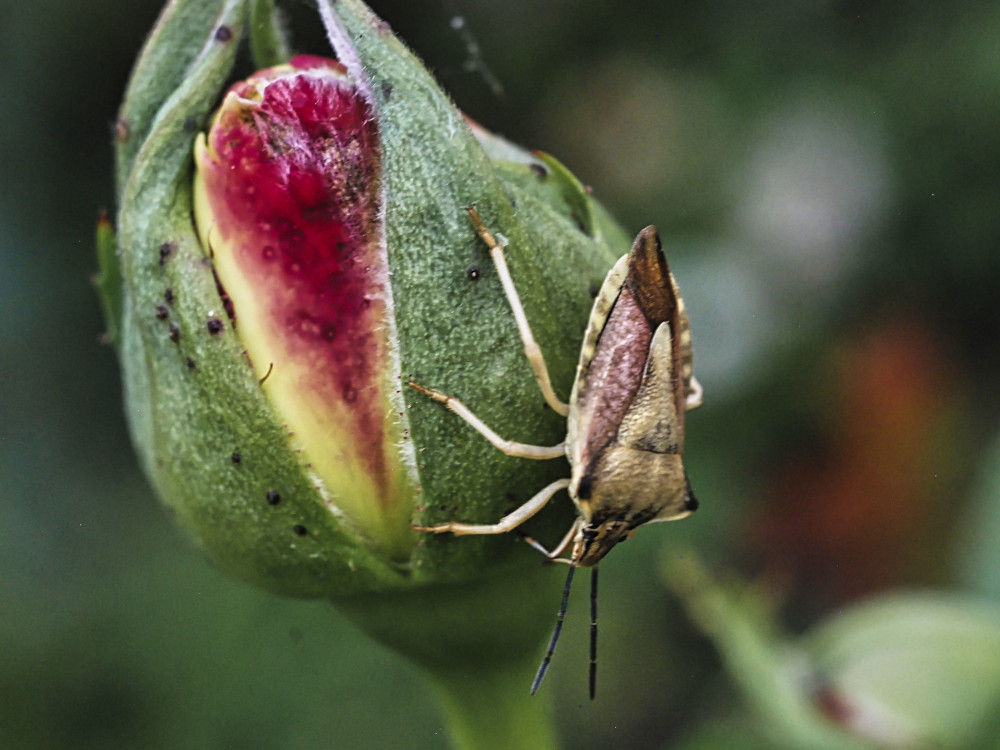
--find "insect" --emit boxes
[412,208,702,698]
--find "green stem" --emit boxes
[335,562,564,750]
[430,659,556,750]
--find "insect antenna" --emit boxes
[531,563,576,695]
[590,566,598,700]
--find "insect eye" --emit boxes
[577,475,592,499]
[581,526,598,540]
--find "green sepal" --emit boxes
[94,210,123,348]
[533,151,597,237]
[468,128,594,237]
[248,0,291,69]
[116,0,247,195]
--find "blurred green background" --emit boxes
[4,0,1000,747]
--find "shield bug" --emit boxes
[411,208,702,698]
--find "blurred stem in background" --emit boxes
[665,552,1000,750]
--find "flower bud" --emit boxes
[103,0,631,606]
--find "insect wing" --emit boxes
[565,253,632,494]
[624,228,689,431]
[567,229,695,502]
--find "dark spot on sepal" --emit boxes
[230,451,242,465]
[168,321,180,343]
[466,264,480,281]
[164,287,174,305]
[185,357,196,369]
[214,25,233,42]
[206,317,224,335]
[183,117,199,133]
[154,304,169,320]
[530,162,548,179]
[158,242,175,266]
[292,524,308,536]
[380,82,393,100]
[266,490,282,506]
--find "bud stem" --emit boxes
[431,660,557,750]
[336,563,565,749]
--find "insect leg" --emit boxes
[467,208,570,417]
[414,478,571,536]
[531,562,576,695]
[518,517,580,562]
[409,381,565,459]
[686,376,704,411]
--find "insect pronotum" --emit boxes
[412,208,702,698]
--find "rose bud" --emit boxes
[101,0,669,736]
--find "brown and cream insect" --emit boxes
[412,208,702,698]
